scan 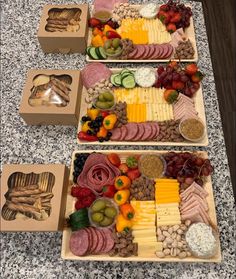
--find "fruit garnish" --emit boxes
[163,89,179,104]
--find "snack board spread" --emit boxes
[61,150,221,262]
[77,62,208,146]
[86,0,197,62]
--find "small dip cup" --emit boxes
[179,118,205,142]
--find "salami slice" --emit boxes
[89,227,99,254]
[132,123,145,141]
[146,44,156,59]
[119,125,128,140]
[110,127,122,141]
[128,47,138,59]
[93,229,104,254]
[162,44,174,59]
[100,228,115,253]
[124,123,139,141]
[159,44,170,59]
[157,44,166,59]
[142,45,151,59]
[148,122,157,140]
[81,63,112,89]
[152,45,161,59]
[141,123,153,141]
[153,122,160,138]
[69,229,89,256]
[133,45,146,59]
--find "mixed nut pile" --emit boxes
[156,220,192,259]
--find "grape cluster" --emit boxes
[165,0,192,29]
[156,65,200,98]
[73,153,90,183]
[163,152,214,187]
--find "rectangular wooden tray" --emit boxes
[77,68,208,146]
[61,150,221,262]
[86,5,198,63]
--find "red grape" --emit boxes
[185,177,194,185]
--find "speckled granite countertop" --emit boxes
[0,0,235,278]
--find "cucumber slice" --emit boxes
[121,72,133,79]
[122,75,136,89]
[88,47,99,60]
[110,74,121,86]
[95,47,103,59]
[97,47,107,59]
[114,74,122,86]
[121,69,132,75]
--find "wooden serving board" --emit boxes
[86,5,198,63]
[77,68,208,146]
[61,150,221,262]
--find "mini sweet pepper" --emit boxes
[103,114,117,130]
[116,213,133,232]
[114,189,130,206]
[87,108,100,120]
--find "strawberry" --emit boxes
[170,12,181,23]
[191,71,204,82]
[163,89,179,104]
[172,80,185,90]
[166,23,176,33]
[81,194,96,208]
[127,169,141,181]
[185,63,198,75]
[88,18,102,28]
[158,11,170,25]
[119,163,129,174]
[168,10,175,17]
[77,187,93,198]
[107,153,121,167]
[75,200,84,210]
[159,4,169,11]
[102,185,116,198]
[71,185,81,198]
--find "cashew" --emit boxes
[160,226,168,231]
[157,228,162,236]
[180,224,187,231]
[173,225,180,231]
[168,227,173,235]
[156,251,165,258]
[171,240,178,248]
[163,231,170,237]
[170,248,177,257]
[165,237,173,244]
[171,232,177,239]
[185,220,191,227]
[176,235,181,242]
[178,252,187,259]
[163,248,171,255]
[177,229,183,235]
[177,242,183,248]
[157,235,165,242]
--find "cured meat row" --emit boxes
[128,44,173,60]
[70,227,114,256]
[110,122,160,141]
